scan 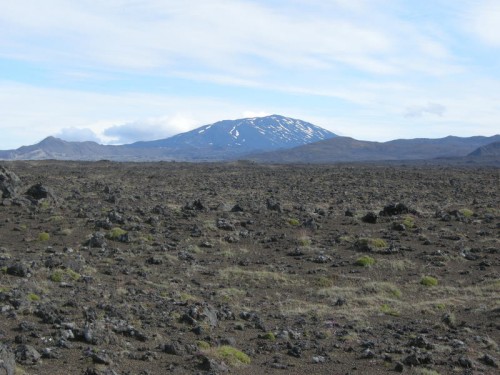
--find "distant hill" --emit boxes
[247,135,500,163]
[0,137,148,161]
[467,141,500,157]
[1,116,498,164]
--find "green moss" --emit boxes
[107,227,128,241]
[288,218,300,226]
[27,293,40,302]
[355,238,387,251]
[261,332,276,341]
[196,340,211,349]
[421,276,438,287]
[38,232,50,241]
[459,208,474,218]
[298,237,311,246]
[49,268,80,283]
[390,287,402,298]
[380,303,400,316]
[179,292,197,302]
[315,276,334,288]
[355,255,376,267]
[215,346,251,365]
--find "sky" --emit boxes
[0,0,499,149]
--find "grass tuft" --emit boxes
[355,255,376,267]
[421,276,438,287]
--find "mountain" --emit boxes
[0,115,337,161]
[247,135,500,163]
[129,115,337,157]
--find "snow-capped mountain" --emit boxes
[130,114,337,154]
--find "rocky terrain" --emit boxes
[0,161,498,375]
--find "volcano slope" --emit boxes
[0,161,498,375]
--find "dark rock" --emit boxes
[15,344,41,365]
[0,166,21,199]
[198,355,229,373]
[345,209,355,217]
[287,345,302,358]
[361,349,375,359]
[25,183,57,201]
[408,335,434,350]
[380,203,412,216]
[392,223,406,231]
[87,232,107,248]
[0,344,15,375]
[361,212,378,224]
[35,304,63,324]
[6,263,29,277]
[162,342,186,356]
[458,356,473,368]
[266,198,282,212]
[184,199,206,211]
[394,361,404,372]
[41,347,60,359]
[216,218,235,231]
[231,203,244,212]
[403,353,433,366]
[479,354,498,368]
[92,351,113,365]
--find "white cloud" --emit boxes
[55,127,101,143]
[466,0,500,46]
[103,115,198,144]
[0,0,458,79]
[404,103,446,118]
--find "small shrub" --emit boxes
[50,269,64,282]
[66,269,81,281]
[421,276,438,287]
[370,238,388,248]
[355,256,375,267]
[288,218,300,226]
[38,232,50,241]
[403,215,416,228]
[215,346,251,365]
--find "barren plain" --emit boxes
[0,161,499,375]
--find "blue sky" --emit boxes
[0,0,499,148]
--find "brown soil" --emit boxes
[0,161,498,375]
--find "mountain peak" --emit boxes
[131,115,337,155]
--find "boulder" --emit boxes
[0,344,15,375]
[0,166,21,199]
